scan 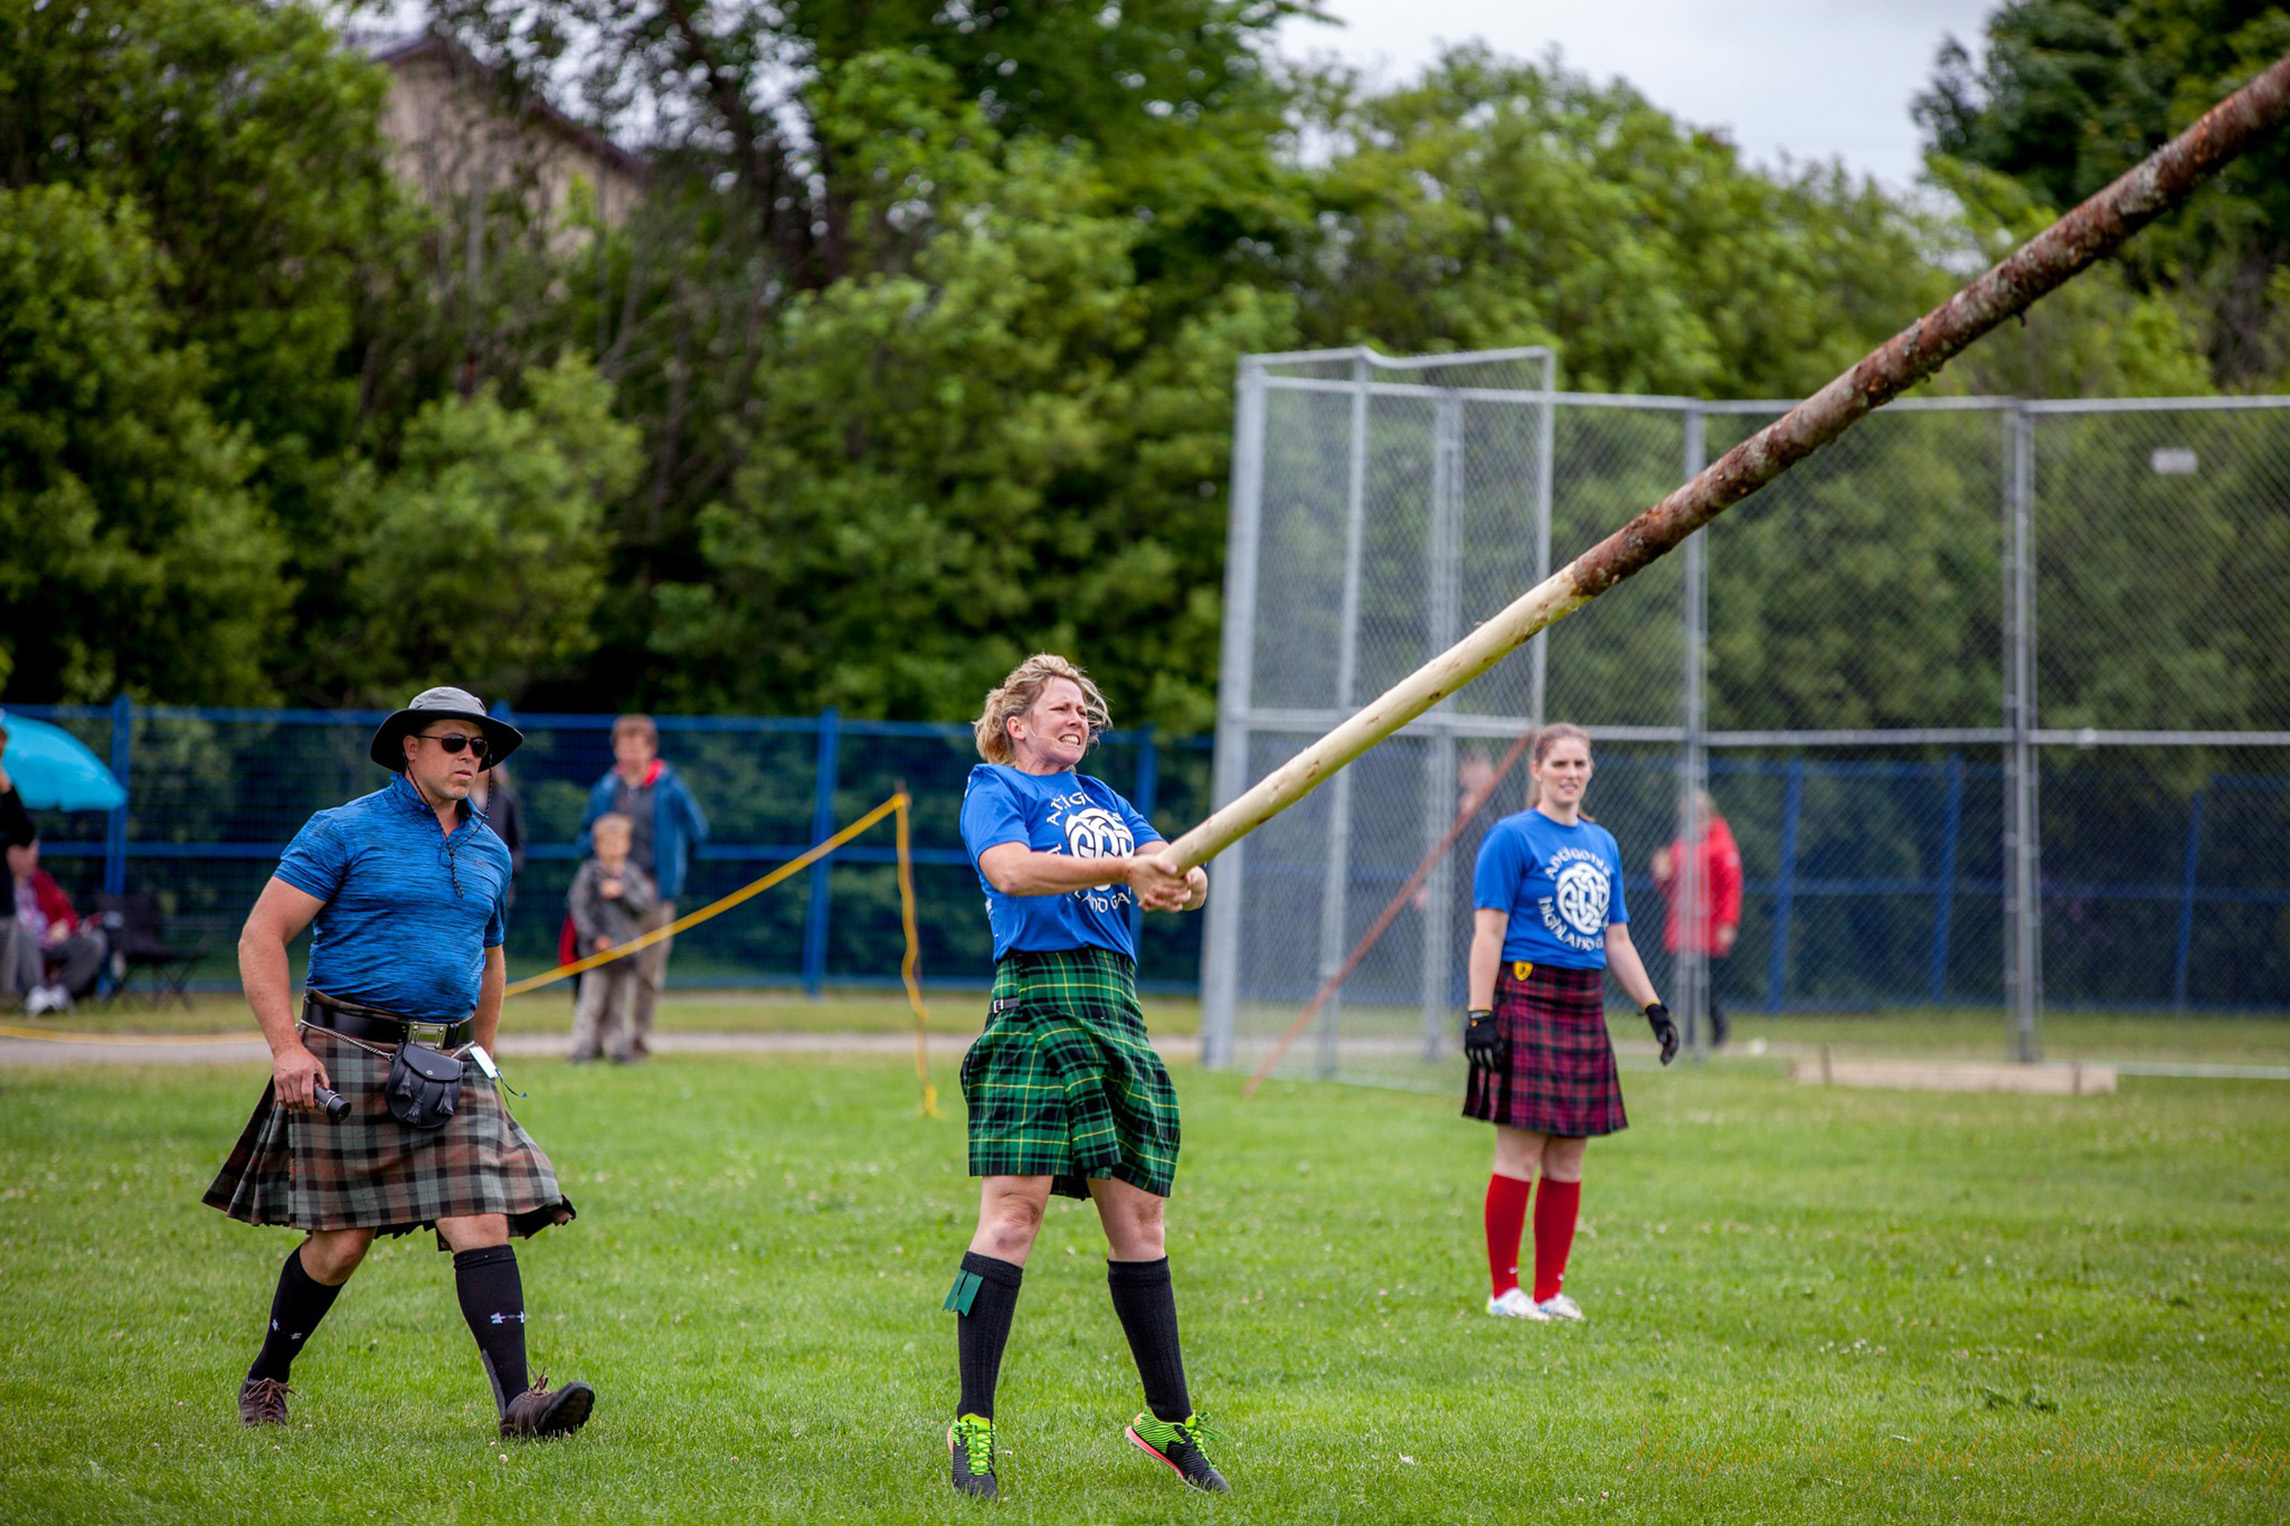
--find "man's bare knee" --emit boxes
[436,1214,510,1253]
[301,1228,375,1285]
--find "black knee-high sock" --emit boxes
[453,1245,530,1413]
[1107,1257,1191,1423]
[246,1244,344,1383]
[950,1251,1023,1420]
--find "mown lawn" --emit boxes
[1,1054,2283,1522]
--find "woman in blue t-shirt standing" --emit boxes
[941,654,1225,1500]
[1463,723,1679,1322]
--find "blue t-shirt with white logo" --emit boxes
[1472,809,1630,969]
[960,764,1162,962]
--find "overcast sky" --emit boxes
[1274,1,2002,191]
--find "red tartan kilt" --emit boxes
[1461,961,1628,1137]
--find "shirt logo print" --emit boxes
[1552,860,1611,936]
[1062,806,1135,891]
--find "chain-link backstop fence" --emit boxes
[1202,349,2290,1084]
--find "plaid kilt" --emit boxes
[203,1027,576,1243]
[961,946,1180,1200]
[1462,961,1629,1137]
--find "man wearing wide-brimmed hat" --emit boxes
[203,687,596,1440]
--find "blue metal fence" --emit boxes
[10,701,1212,996]
[10,702,2285,1009]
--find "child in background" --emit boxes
[566,814,655,1063]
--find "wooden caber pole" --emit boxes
[1163,51,2290,874]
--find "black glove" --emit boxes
[1463,1008,1505,1071]
[1645,1002,1679,1066]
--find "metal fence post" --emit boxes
[1927,752,1965,1005]
[1421,388,1462,1061]
[1314,355,1370,1080]
[1201,357,1269,1069]
[104,693,132,897]
[2171,788,2205,1011]
[1529,351,1556,728]
[1678,406,1710,1058]
[802,706,841,1000]
[2003,408,2044,1061]
[1766,757,1803,1013]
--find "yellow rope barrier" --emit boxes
[7,792,944,1115]
[501,793,906,997]
[894,789,942,1117]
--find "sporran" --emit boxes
[386,1040,465,1130]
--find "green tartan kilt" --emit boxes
[961,946,1180,1200]
[202,1026,575,1244]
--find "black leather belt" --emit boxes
[301,992,475,1051]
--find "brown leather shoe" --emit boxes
[238,1377,292,1427]
[499,1375,596,1440]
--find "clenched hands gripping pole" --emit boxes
[1161,52,2290,876]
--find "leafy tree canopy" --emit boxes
[0,184,285,703]
[1916,1,2290,386]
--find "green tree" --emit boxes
[647,97,1291,729]
[0,0,410,503]
[316,355,642,701]
[1916,1,2290,387]
[416,3,1320,720]
[0,184,286,702]
[1294,45,1950,399]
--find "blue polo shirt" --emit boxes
[273,773,513,1016]
[960,764,1161,962]
[1473,809,1630,969]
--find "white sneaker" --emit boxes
[1535,1292,1584,1321]
[1486,1287,1550,1320]
[22,987,54,1016]
[42,985,73,1013]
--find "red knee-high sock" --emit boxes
[1484,1173,1533,1298]
[1532,1178,1582,1302]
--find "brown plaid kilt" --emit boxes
[203,1027,575,1243]
[1461,961,1628,1137]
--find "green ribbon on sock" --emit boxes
[943,1269,984,1316]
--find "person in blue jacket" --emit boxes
[1462,723,1676,1325]
[579,715,707,1058]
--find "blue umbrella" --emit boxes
[0,711,128,812]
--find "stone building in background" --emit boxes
[364,31,644,242]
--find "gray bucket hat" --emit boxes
[369,686,523,772]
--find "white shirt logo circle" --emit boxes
[1552,861,1611,936]
[1064,806,1134,889]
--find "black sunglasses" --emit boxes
[417,731,490,758]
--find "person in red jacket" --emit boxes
[7,837,108,1011]
[1650,791,1743,1049]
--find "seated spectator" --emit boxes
[8,838,107,1012]
[0,726,36,1003]
[566,814,655,1063]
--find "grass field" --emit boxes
[3,1047,2285,1522]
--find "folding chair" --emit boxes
[93,892,205,1009]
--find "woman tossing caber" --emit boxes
[940,654,1224,1499]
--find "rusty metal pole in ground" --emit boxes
[1163,51,2290,875]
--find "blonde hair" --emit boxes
[1523,723,1593,812]
[974,654,1111,764]
[591,812,634,844]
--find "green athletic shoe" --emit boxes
[1125,1412,1230,1492]
[947,1413,998,1500]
